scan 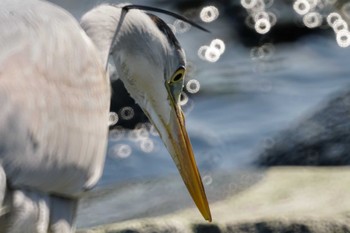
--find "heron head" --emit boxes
[81,4,211,221]
[110,10,186,121]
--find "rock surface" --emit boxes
[256,88,350,166]
[78,168,350,233]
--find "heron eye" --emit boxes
[173,73,183,82]
[170,67,185,83]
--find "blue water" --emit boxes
[103,30,350,185]
[50,0,350,228]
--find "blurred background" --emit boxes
[48,0,350,230]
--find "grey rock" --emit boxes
[79,168,350,233]
[192,224,221,233]
[225,220,350,233]
[256,88,350,166]
[79,220,350,233]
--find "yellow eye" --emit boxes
[171,67,186,83]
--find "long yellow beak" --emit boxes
[153,102,212,221]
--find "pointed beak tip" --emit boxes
[205,214,212,222]
[199,204,212,222]
[152,99,212,222]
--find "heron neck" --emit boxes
[81,27,115,67]
[80,6,124,67]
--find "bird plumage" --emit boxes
[0,1,210,232]
[0,0,110,197]
[81,4,211,221]
[81,4,186,133]
[0,0,110,232]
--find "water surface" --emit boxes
[49,0,350,228]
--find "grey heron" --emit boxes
[0,0,211,232]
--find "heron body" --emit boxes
[0,1,210,232]
[0,0,109,231]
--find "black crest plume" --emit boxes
[123,5,210,32]
[107,4,209,70]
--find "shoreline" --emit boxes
[78,167,350,232]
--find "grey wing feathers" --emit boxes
[0,0,111,197]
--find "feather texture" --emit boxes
[0,0,110,231]
[0,0,110,197]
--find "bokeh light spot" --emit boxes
[293,0,311,15]
[200,6,219,23]
[203,175,213,186]
[198,45,209,60]
[128,130,139,141]
[303,12,322,28]
[136,127,149,140]
[173,20,191,34]
[250,47,263,60]
[120,106,134,120]
[210,39,226,55]
[140,138,155,153]
[245,15,255,29]
[241,0,258,9]
[252,0,266,12]
[205,46,221,62]
[254,11,269,22]
[108,112,119,126]
[268,11,277,26]
[167,23,176,34]
[327,12,342,27]
[255,18,271,34]
[332,19,348,33]
[264,0,275,8]
[149,125,159,136]
[111,144,132,159]
[259,43,275,58]
[336,30,350,47]
[109,128,124,141]
[307,0,319,9]
[186,79,201,94]
[179,92,189,106]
